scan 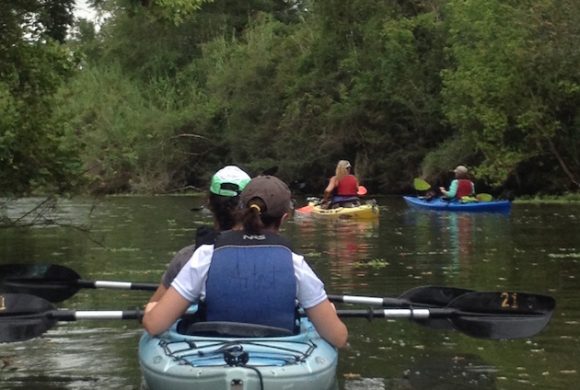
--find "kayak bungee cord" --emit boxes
[158,339,318,390]
[159,338,316,367]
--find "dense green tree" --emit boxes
[3,0,579,196]
[0,0,81,195]
[262,1,449,190]
[442,0,580,192]
[61,0,299,193]
[518,0,580,192]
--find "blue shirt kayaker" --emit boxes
[440,165,475,200]
[143,175,349,349]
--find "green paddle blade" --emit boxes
[0,293,58,343]
[0,264,81,303]
[413,178,431,191]
[446,291,556,339]
[476,193,493,202]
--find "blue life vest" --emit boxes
[205,231,297,332]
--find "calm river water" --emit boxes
[1,195,579,389]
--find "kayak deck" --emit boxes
[139,318,338,390]
[403,196,511,213]
[296,200,379,219]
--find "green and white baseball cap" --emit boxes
[209,166,251,197]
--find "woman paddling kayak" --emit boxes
[143,175,348,349]
[322,160,360,208]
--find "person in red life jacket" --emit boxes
[143,175,348,349]
[322,160,360,208]
[439,165,475,200]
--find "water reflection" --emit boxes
[401,209,512,286]
[408,212,479,275]
[446,213,475,271]
[290,215,379,290]
[339,314,502,390]
[0,324,143,389]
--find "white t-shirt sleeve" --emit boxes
[171,244,214,302]
[293,252,327,309]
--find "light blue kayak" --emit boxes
[403,196,511,213]
[139,316,337,390]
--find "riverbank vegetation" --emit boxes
[515,193,580,204]
[1,0,579,198]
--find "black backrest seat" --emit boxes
[180,321,294,338]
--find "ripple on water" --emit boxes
[0,324,142,390]
[344,377,387,390]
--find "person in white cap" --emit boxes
[144,175,348,349]
[147,166,251,305]
[440,165,475,200]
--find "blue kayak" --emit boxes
[139,316,337,390]
[403,196,511,213]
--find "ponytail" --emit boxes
[239,198,283,234]
[240,199,265,234]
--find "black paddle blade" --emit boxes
[0,264,81,303]
[399,286,474,306]
[447,291,556,339]
[399,286,474,330]
[0,293,57,343]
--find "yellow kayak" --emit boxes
[296,201,379,219]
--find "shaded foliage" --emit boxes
[442,0,580,192]
[1,0,579,196]
[0,0,81,195]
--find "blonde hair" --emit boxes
[335,160,351,181]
